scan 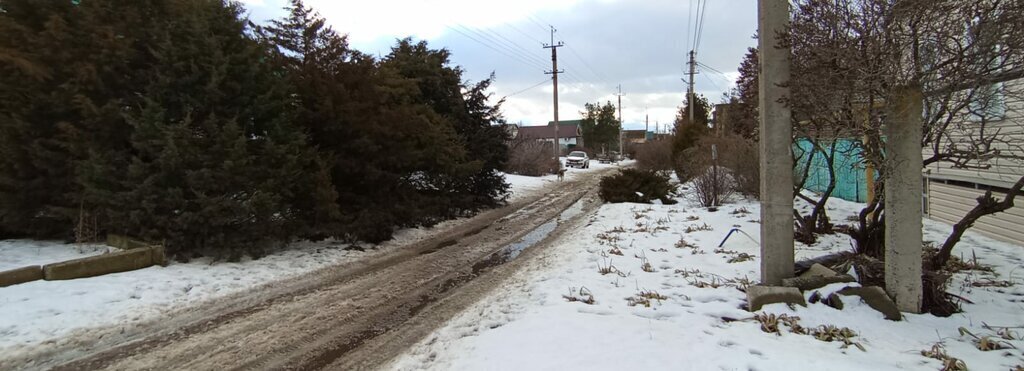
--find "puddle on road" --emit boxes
[472,197,586,275]
[302,197,589,369]
[557,198,585,221]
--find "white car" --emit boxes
[565,151,590,169]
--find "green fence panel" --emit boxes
[794,138,867,203]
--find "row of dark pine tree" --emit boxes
[0,0,511,259]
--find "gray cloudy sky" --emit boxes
[240,0,758,131]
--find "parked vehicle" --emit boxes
[565,151,590,169]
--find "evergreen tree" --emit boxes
[673,94,711,153]
[0,0,160,238]
[79,0,321,258]
[381,38,509,216]
[579,101,621,152]
[731,46,759,139]
[671,94,710,180]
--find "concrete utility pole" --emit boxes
[885,85,924,313]
[757,0,795,285]
[544,26,565,160]
[615,85,624,152]
[688,50,697,124]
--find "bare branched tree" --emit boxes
[788,0,1024,261]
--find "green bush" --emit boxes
[599,169,677,204]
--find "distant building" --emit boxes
[622,129,653,144]
[712,103,738,136]
[513,120,584,153]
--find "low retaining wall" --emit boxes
[0,265,44,287]
[42,247,155,281]
[0,235,167,286]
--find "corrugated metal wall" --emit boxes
[927,181,1024,245]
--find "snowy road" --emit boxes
[40,165,620,370]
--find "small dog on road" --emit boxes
[557,168,566,181]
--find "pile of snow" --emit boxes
[391,193,1024,370]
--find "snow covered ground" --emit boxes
[0,163,623,363]
[0,241,113,271]
[391,190,1024,370]
[503,158,626,202]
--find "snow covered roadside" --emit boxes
[390,192,1024,370]
[0,165,623,363]
[503,159,627,202]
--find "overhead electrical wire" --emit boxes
[506,78,552,97]
[444,24,547,72]
[477,26,552,67]
[687,0,694,52]
[695,0,708,53]
[503,22,545,46]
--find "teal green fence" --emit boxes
[793,138,867,203]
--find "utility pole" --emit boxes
[543,26,564,161]
[688,50,697,124]
[757,0,795,285]
[615,85,624,153]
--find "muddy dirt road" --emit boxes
[48,167,616,370]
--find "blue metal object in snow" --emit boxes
[718,228,759,248]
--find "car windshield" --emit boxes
[569,151,586,157]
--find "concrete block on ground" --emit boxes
[150,244,168,267]
[0,265,44,287]
[43,247,153,281]
[106,234,152,250]
[799,263,838,278]
[781,274,855,291]
[747,285,806,311]
[838,286,902,321]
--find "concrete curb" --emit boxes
[0,265,44,287]
[42,247,154,281]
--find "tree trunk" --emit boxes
[931,176,1024,270]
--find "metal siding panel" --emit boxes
[928,183,1024,245]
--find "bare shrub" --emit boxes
[634,137,676,172]
[688,165,736,207]
[505,139,559,176]
[679,134,761,196]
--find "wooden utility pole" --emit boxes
[544,26,564,159]
[615,85,624,152]
[757,0,795,285]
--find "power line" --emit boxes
[480,27,552,68]
[697,61,727,76]
[695,0,709,53]
[565,44,608,83]
[503,22,545,45]
[506,78,551,97]
[687,0,694,52]
[451,23,550,70]
[526,15,549,33]
[701,72,724,92]
[444,24,547,72]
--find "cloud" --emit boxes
[239,0,758,129]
